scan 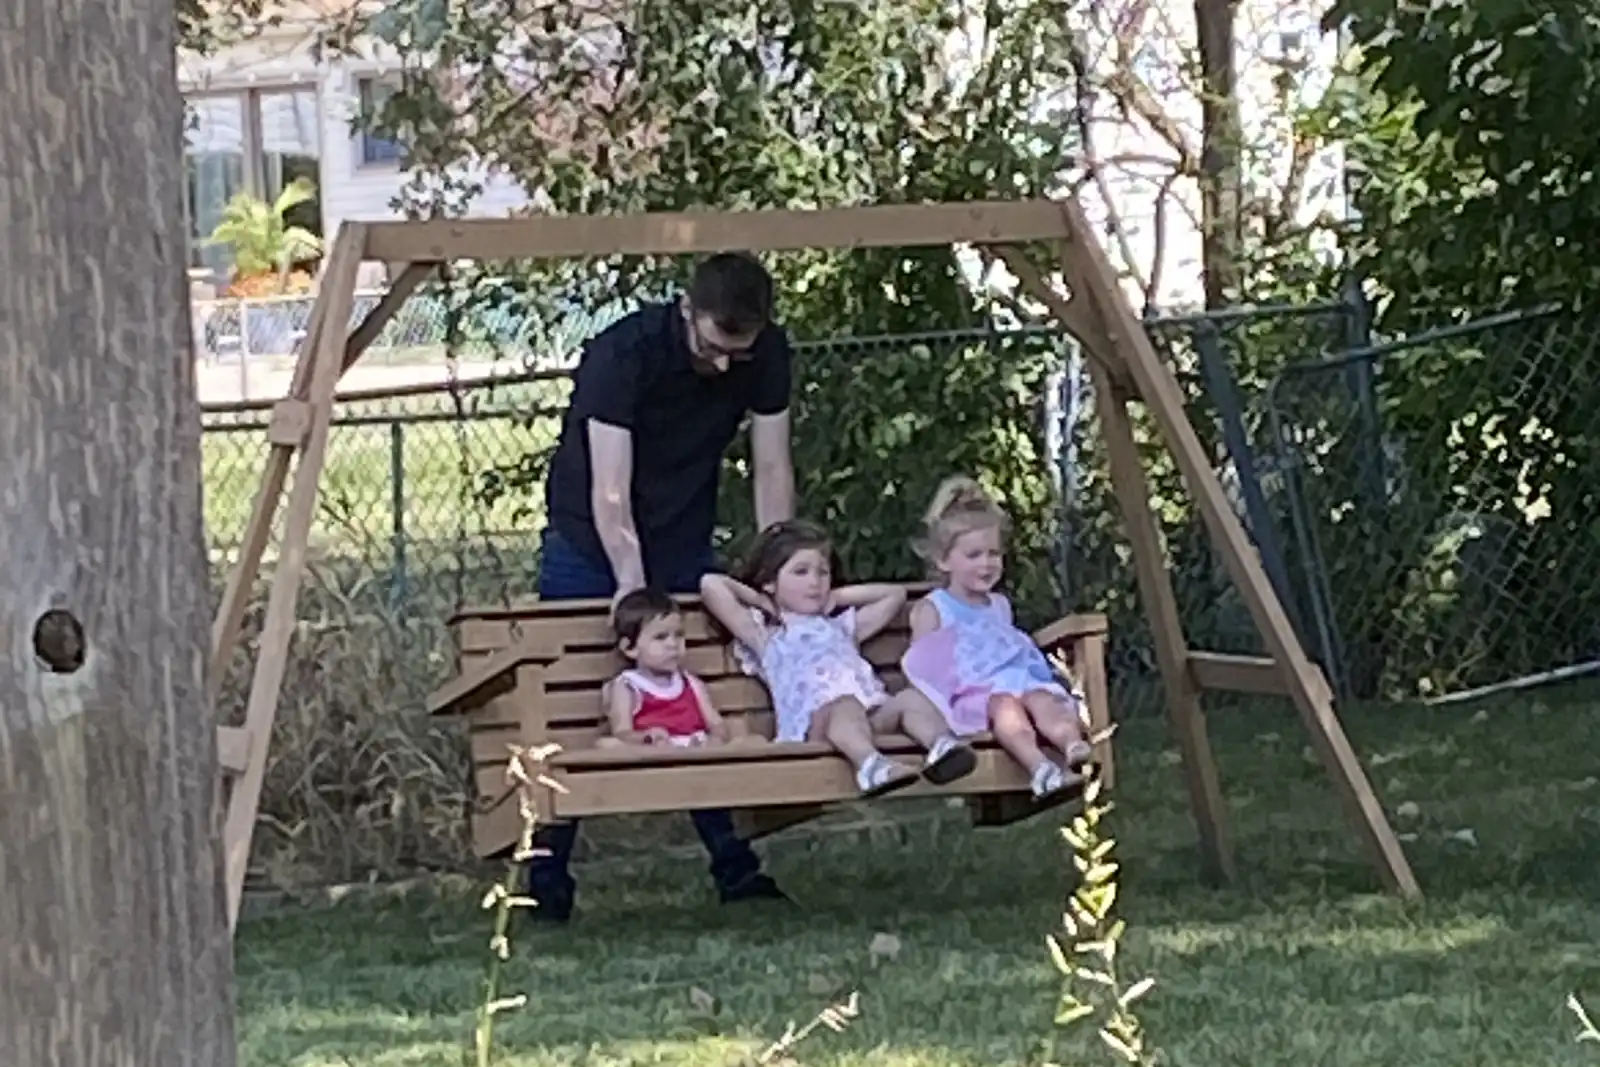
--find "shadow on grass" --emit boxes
[239,694,1600,1067]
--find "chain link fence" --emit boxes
[202,291,1600,890]
[200,300,1368,888]
[1264,304,1600,705]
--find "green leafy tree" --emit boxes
[351,0,1084,617]
[1328,2,1600,320]
[1263,5,1600,697]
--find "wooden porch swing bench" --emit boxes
[427,585,1115,858]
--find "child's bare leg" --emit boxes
[881,689,976,786]
[1023,690,1093,768]
[811,697,917,797]
[991,694,1076,798]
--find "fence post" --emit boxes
[389,421,409,610]
[1191,322,1307,644]
[1342,274,1386,514]
[1340,276,1392,700]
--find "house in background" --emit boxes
[179,1,530,293]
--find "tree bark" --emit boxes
[1194,0,1242,308]
[0,2,238,1064]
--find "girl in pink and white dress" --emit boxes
[699,520,978,798]
[901,477,1094,799]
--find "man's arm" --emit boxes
[750,409,795,531]
[588,420,646,596]
[750,329,796,531]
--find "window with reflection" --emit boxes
[181,86,325,284]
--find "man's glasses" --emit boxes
[685,306,758,362]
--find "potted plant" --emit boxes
[205,178,325,299]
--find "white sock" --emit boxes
[925,734,958,767]
[856,752,898,792]
[1031,760,1067,799]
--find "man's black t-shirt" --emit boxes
[545,301,793,581]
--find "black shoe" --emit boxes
[719,874,790,905]
[521,892,573,925]
[923,741,978,786]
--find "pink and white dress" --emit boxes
[732,608,888,743]
[900,588,1078,736]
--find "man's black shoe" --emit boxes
[522,895,573,925]
[719,874,790,905]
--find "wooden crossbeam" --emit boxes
[1189,652,1294,696]
[361,200,1074,262]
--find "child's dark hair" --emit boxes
[734,519,845,591]
[612,587,679,648]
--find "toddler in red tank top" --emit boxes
[602,588,728,747]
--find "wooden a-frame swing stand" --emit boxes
[211,198,1419,933]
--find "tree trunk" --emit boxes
[0,3,238,1065]
[1194,0,1242,308]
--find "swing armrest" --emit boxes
[1031,613,1109,656]
[427,639,561,717]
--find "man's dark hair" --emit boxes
[612,586,680,649]
[687,252,774,336]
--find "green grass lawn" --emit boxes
[236,688,1600,1067]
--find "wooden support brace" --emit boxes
[1189,652,1298,697]
[341,261,436,375]
[221,225,368,931]
[216,726,250,775]
[1050,199,1420,899]
[1083,346,1235,885]
[265,399,311,447]
[987,245,1132,392]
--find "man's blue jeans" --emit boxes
[526,529,772,918]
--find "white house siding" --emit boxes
[179,23,530,288]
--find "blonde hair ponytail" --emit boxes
[916,474,1010,564]
[924,475,991,526]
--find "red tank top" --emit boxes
[622,671,708,737]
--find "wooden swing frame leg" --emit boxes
[994,245,1234,882]
[1006,200,1418,899]
[215,229,433,930]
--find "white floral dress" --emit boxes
[732,608,888,742]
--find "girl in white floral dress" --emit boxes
[700,520,977,797]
